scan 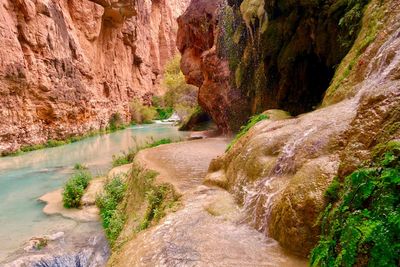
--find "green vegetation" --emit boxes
[124,55,200,126]
[62,170,92,208]
[127,165,179,232]
[2,114,134,157]
[337,0,370,50]
[324,176,341,203]
[108,113,126,131]
[310,141,400,266]
[325,0,385,104]
[112,138,172,167]
[130,100,157,124]
[96,177,127,246]
[98,161,180,247]
[155,106,174,120]
[33,238,48,250]
[146,138,172,148]
[74,163,88,170]
[138,183,179,231]
[227,113,269,151]
[112,152,132,168]
[159,55,198,122]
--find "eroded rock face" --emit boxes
[206,0,400,256]
[178,0,369,132]
[0,0,189,153]
[177,0,250,133]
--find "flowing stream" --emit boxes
[0,124,188,262]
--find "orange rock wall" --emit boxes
[0,0,189,152]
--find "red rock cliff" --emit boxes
[0,0,189,153]
[177,0,249,134]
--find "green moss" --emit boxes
[325,0,385,104]
[227,113,269,151]
[235,63,244,88]
[310,142,400,266]
[324,176,341,203]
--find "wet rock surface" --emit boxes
[3,222,109,267]
[110,138,307,266]
[177,0,370,132]
[0,0,190,153]
[206,0,400,256]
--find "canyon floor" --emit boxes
[109,138,308,266]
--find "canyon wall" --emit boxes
[0,0,189,153]
[177,0,248,133]
[204,0,400,257]
[177,0,370,133]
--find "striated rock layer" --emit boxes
[206,0,400,257]
[0,0,189,153]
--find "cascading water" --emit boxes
[239,127,316,234]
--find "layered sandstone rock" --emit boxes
[205,0,400,256]
[0,0,189,153]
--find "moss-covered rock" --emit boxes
[310,142,400,266]
[217,0,371,123]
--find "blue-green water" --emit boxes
[0,124,187,260]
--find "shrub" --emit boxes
[151,95,164,108]
[310,141,400,266]
[62,170,92,208]
[227,113,269,151]
[108,113,125,132]
[96,177,127,246]
[130,100,157,124]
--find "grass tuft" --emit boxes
[112,138,172,167]
[227,113,269,151]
